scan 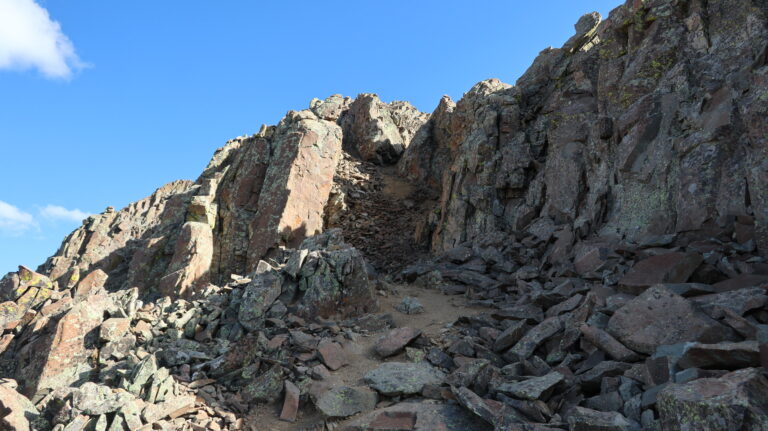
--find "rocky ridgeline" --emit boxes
[1,0,768,430]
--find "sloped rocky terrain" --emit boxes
[2,0,768,430]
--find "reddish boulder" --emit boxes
[618,252,703,294]
[607,285,736,355]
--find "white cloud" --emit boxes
[40,205,89,222]
[0,0,85,79]
[0,200,36,235]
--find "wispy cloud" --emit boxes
[40,204,90,222]
[0,0,86,79]
[0,200,36,235]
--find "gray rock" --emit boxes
[396,296,424,315]
[495,371,564,400]
[657,368,768,431]
[365,362,446,396]
[314,386,377,418]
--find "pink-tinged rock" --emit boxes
[279,380,300,422]
[712,274,768,293]
[607,285,736,355]
[0,333,13,354]
[41,180,193,287]
[246,111,343,270]
[158,221,214,298]
[74,268,108,300]
[0,379,39,431]
[375,327,422,358]
[368,411,417,430]
[318,338,348,371]
[618,252,703,294]
[16,293,111,398]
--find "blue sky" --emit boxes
[0,0,619,275]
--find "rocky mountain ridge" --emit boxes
[1,0,767,430]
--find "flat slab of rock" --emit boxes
[0,380,39,431]
[342,401,493,431]
[318,339,348,371]
[677,341,760,370]
[279,380,300,422]
[567,406,633,431]
[607,285,735,355]
[495,371,564,400]
[618,252,703,294]
[375,327,422,358]
[365,362,445,396]
[506,316,563,360]
[657,368,768,430]
[314,386,377,418]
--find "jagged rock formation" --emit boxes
[401,0,768,259]
[1,0,767,430]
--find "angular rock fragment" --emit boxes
[567,406,633,431]
[618,253,703,295]
[315,385,377,418]
[657,368,768,431]
[607,285,735,355]
[375,327,422,358]
[365,362,446,396]
[677,341,760,370]
[495,371,564,400]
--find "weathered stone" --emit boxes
[314,385,377,418]
[100,317,131,342]
[74,269,108,300]
[375,327,422,358]
[493,320,528,352]
[16,294,111,398]
[677,341,760,370]
[241,364,284,403]
[607,285,736,355]
[72,382,132,415]
[365,362,446,396]
[344,401,493,431]
[691,287,768,319]
[317,338,348,371]
[294,231,377,319]
[0,380,39,431]
[157,221,213,298]
[618,253,703,295]
[580,324,640,362]
[567,406,633,431]
[237,265,283,332]
[495,371,564,400]
[341,94,428,165]
[396,296,424,315]
[657,368,768,431]
[506,316,563,360]
[279,380,300,422]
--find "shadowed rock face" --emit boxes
[398,0,768,257]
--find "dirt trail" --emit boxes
[247,283,485,431]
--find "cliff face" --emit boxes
[400,0,767,258]
[1,0,767,430]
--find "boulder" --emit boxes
[314,386,377,418]
[618,252,703,295]
[607,285,736,355]
[375,327,422,358]
[365,362,446,396]
[16,294,112,398]
[0,380,40,431]
[657,368,768,430]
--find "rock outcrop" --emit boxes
[1,0,767,430]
